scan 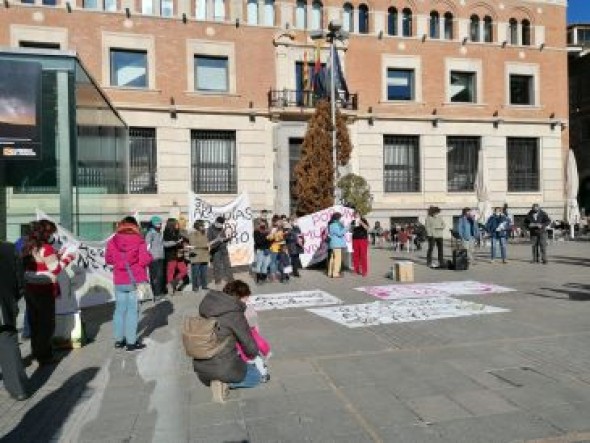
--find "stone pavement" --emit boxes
[2,239,590,442]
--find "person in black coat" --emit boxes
[524,204,551,264]
[0,241,29,400]
[193,280,259,402]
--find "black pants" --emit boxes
[0,329,29,399]
[211,248,234,285]
[531,233,548,263]
[426,237,444,266]
[290,254,302,276]
[25,289,55,363]
[149,259,165,296]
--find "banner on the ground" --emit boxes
[188,192,254,267]
[298,205,355,268]
[36,210,114,313]
[308,297,509,328]
[248,290,342,311]
[355,281,516,300]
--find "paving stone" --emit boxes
[189,422,249,443]
[406,395,472,423]
[534,402,590,433]
[245,415,310,442]
[278,373,331,394]
[451,389,520,416]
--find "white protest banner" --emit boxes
[298,205,355,268]
[308,297,509,328]
[188,192,254,267]
[355,281,516,301]
[36,210,115,313]
[248,290,342,311]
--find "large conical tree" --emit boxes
[293,99,353,215]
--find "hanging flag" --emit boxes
[314,44,328,99]
[303,51,310,91]
[333,48,350,102]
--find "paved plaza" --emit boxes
[2,240,590,442]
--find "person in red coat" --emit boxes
[106,216,153,351]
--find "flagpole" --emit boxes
[330,40,338,204]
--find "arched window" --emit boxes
[213,0,224,20]
[402,8,412,37]
[311,0,323,30]
[444,12,453,40]
[429,11,440,39]
[247,0,258,25]
[358,4,369,34]
[264,0,274,26]
[522,19,531,45]
[483,16,493,42]
[295,0,306,29]
[509,18,518,44]
[342,3,353,32]
[195,0,206,19]
[470,15,480,42]
[387,7,398,36]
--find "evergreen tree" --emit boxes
[293,99,353,215]
[337,173,373,216]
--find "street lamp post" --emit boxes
[311,20,348,205]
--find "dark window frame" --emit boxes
[129,127,158,194]
[507,137,539,192]
[509,74,534,106]
[194,54,229,93]
[447,136,480,192]
[386,68,414,101]
[383,135,421,193]
[109,48,148,88]
[191,130,237,194]
[450,70,477,103]
[358,4,369,34]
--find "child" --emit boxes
[277,244,292,283]
[398,228,409,251]
[237,305,271,382]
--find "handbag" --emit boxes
[121,251,153,302]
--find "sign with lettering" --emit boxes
[36,210,114,313]
[297,205,355,268]
[188,192,254,266]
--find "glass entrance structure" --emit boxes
[0,48,127,241]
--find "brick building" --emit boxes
[0,0,568,239]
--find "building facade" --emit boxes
[568,23,590,213]
[0,0,568,239]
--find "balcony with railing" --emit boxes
[268,89,358,110]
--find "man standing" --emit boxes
[0,241,29,400]
[524,204,551,264]
[486,208,510,264]
[207,216,234,287]
[457,208,479,264]
[145,216,165,298]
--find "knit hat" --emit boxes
[150,216,162,226]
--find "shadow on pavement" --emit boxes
[546,256,590,267]
[533,283,590,301]
[138,299,174,341]
[1,367,99,443]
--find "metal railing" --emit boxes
[268,89,358,110]
[507,172,540,192]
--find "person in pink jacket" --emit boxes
[106,216,153,351]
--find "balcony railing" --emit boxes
[268,89,358,110]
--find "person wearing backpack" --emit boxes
[105,216,153,351]
[192,280,260,403]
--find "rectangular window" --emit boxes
[142,0,154,14]
[387,69,414,101]
[194,55,228,92]
[384,135,420,192]
[110,49,148,88]
[507,138,539,192]
[104,0,117,11]
[510,74,534,105]
[129,128,158,194]
[191,130,237,194]
[450,71,476,103]
[447,136,480,192]
[83,0,98,8]
[42,0,57,5]
[161,0,173,17]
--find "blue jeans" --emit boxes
[255,250,272,274]
[113,284,139,345]
[491,236,507,260]
[269,252,279,275]
[229,363,262,389]
[191,263,209,290]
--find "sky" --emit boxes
[568,0,590,24]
